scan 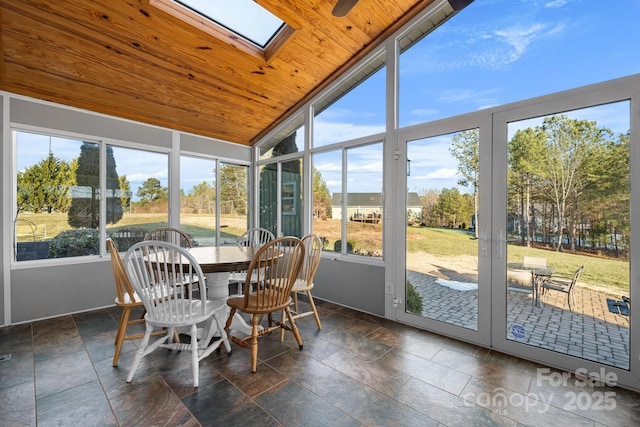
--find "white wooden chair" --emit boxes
[123,240,231,388]
[228,227,275,295]
[144,227,198,297]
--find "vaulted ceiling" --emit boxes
[0,0,440,146]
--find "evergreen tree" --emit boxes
[118,175,131,213]
[450,130,479,237]
[17,153,73,214]
[540,115,604,251]
[68,143,123,228]
[508,127,546,246]
[137,177,168,205]
[312,167,331,218]
[220,164,247,215]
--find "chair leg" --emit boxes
[306,290,322,330]
[279,308,286,342]
[293,291,299,313]
[285,306,303,350]
[250,314,260,373]
[113,307,131,366]
[224,307,236,335]
[568,292,574,312]
[212,310,232,354]
[126,324,152,383]
[189,323,199,388]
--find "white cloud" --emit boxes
[494,23,551,63]
[313,119,385,146]
[545,0,569,7]
[411,108,440,118]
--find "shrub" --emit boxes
[406,280,424,314]
[333,239,354,253]
[319,236,329,250]
[48,228,100,258]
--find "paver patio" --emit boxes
[407,269,630,370]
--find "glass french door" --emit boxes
[494,95,633,379]
[393,77,638,390]
[394,114,491,346]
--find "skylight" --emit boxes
[174,0,285,48]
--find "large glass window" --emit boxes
[310,142,383,258]
[345,143,383,257]
[506,102,630,369]
[280,159,303,238]
[105,145,168,252]
[15,130,169,260]
[15,132,97,260]
[179,156,249,246]
[313,55,386,148]
[219,162,249,243]
[180,156,216,246]
[312,150,341,253]
[259,158,303,238]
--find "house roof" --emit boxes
[0,0,464,146]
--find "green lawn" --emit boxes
[17,213,629,292]
[407,226,629,292]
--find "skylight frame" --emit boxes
[149,0,293,62]
[173,0,285,49]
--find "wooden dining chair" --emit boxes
[106,238,171,367]
[144,227,195,248]
[228,227,275,295]
[280,233,323,341]
[123,240,231,388]
[225,236,305,372]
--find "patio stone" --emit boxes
[408,269,630,370]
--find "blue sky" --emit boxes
[16,0,639,198]
[316,0,639,194]
[399,0,640,125]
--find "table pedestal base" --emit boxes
[205,271,256,336]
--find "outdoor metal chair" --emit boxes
[541,265,584,312]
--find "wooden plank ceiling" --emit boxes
[0,0,435,146]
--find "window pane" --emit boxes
[313,60,385,148]
[506,102,630,369]
[15,132,99,260]
[106,146,168,251]
[259,124,304,160]
[259,163,277,236]
[312,151,341,253]
[180,156,216,246]
[405,130,479,331]
[281,159,303,238]
[220,162,249,244]
[345,143,383,257]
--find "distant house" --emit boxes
[330,192,422,222]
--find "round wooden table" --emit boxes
[186,245,259,335]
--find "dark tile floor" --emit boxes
[1,298,639,426]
